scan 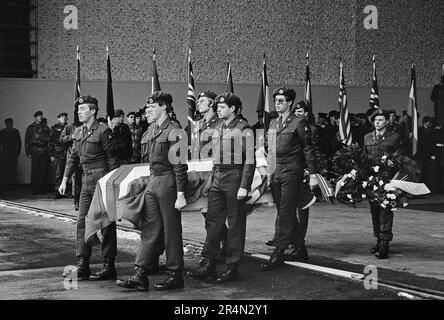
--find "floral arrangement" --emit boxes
[334,149,425,210]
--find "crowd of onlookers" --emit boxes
[1,103,444,196]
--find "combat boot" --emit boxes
[375,241,389,259]
[215,264,239,283]
[370,239,382,254]
[261,248,285,271]
[74,196,80,211]
[62,256,90,280]
[189,259,217,281]
[115,266,149,291]
[90,257,117,281]
[154,271,184,291]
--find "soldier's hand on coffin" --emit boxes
[309,174,319,190]
[175,192,187,210]
[255,146,267,158]
[237,187,248,200]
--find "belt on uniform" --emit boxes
[83,167,107,174]
[436,143,444,147]
[150,169,174,176]
[214,165,243,172]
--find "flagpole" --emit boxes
[74,45,81,126]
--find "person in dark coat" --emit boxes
[418,116,434,186]
[112,109,132,164]
[25,111,50,195]
[49,112,68,198]
[0,118,21,189]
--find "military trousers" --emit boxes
[0,154,17,187]
[77,170,117,258]
[434,148,444,192]
[272,164,304,249]
[30,153,49,193]
[135,173,183,272]
[369,201,394,242]
[204,167,247,265]
[54,157,66,190]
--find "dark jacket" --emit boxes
[49,123,68,158]
[145,117,188,192]
[25,122,50,156]
[213,115,255,190]
[64,120,118,179]
[267,112,317,174]
[363,129,401,159]
[113,123,132,162]
[0,127,21,157]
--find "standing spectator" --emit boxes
[127,111,143,163]
[387,109,401,134]
[431,75,443,122]
[139,107,149,133]
[431,121,444,194]
[0,118,21,189]
[61,121,83,210]
[418,116,434,186]
[112,109,132,165]
[25,111,50,195]
[49,112,68,199]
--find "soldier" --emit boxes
[261,87,318,271]
[61,120,83,210]
[25,111,50,195]
[418,116,434,186]
[363,109,401,259]
[58,95,119,281]
[49,112,68,199]
[191,92,255,283]
[112,109,132,165]
[127,111,143,163]
[386,109,401,134]
[431,121,444,194]
[192,90,228,266]
[116,91,188,291]
[0,118,21,189]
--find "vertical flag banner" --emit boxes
[407,63,418,156]
[305,52,314,123]
[106,46,115,120]
[256,53,271,132]
[152,49,161,93]
[339,60,352,146]
[187,49,197,156]
[369,55,380,109]
[74,45,81,126]
[227,61,234,93]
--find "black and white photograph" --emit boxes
[0,0,443,309]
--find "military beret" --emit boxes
[423,116,432,124]
[318,112,328,118]
[134,111,142,118]
[115,109,124,117]
[57,112,68,118]
[328,110,340,118]
[33,111,43,117]
[272,87,296,102]
[75,95,98,107]
[388,109,396,116]
[215,92,242,107]
[366,107,376,117]
[146,91,173,104]
[198,90,217,100]
[294,100,308,111]
[370,109,389,122]
[127,111,135,117]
